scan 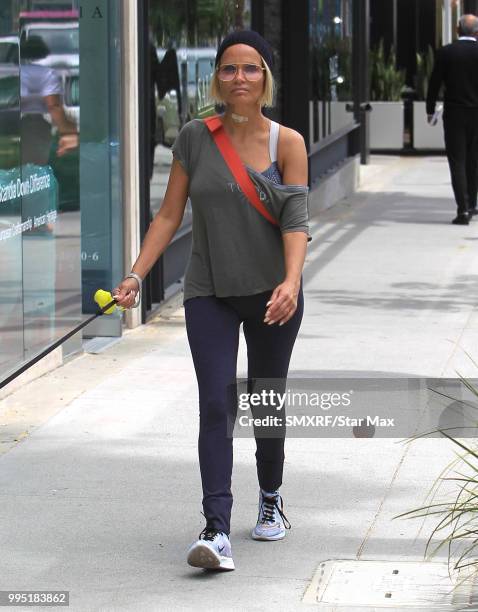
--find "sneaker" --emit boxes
[187,526,235,571]
[251,489,291,541]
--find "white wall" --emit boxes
[121,0,142,329]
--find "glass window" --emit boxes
[0,28,22,377]
[309,0,354,145]
[0,0,122,381]
[18,9,81,356]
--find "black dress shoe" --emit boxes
[452,213,470,225]
[468,208,478,217]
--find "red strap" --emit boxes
[203,115,279,226]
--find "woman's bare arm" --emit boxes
[265,128,308,326]
[280,128,308,186]
[280,128,309,290]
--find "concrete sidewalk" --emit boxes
[1,156,478,611]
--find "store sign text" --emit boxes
[0,173,51,204]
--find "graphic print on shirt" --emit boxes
[227,181,267,201]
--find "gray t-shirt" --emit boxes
[171,118,311,304]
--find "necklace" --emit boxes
[231,112,249,123]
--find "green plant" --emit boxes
[394,366,478,591]
[370,39,406,101]
[415,45,436,101]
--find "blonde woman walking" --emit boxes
[112,29,311,571]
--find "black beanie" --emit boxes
[215,29,274,71]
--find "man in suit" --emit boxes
[427,14,478,225]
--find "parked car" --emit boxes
[22,21,78,67]
[155,47,216,146]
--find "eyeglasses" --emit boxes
[216,63,265,82]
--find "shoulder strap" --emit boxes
[269,120,279,163]
[203,115,279,227]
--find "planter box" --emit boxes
[369,101,404,150]
[330,101,354,133]
[413,101,445,150]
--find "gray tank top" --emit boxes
[172,118,311,304]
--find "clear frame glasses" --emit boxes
[216,63,266,82]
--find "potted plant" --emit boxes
[413,45,445,150]
[369,39,407,150]
[394,372,478,593]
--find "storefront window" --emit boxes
[0,0,122,381]
[309,0,353,145]
[0,21,22,377]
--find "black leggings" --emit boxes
[184,279,304,535]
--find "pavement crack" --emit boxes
[355,440,413,559]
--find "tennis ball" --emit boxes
[94,289,122,314]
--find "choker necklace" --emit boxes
[231,112,249,123]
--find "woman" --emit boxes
[112,30,310,572]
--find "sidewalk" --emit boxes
[1,156,478,611]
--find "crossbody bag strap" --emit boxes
[203,115,279,227]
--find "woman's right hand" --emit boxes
[111,278,140,309]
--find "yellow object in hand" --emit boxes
[94,289,124,314]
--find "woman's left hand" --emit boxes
[264,279,300,326]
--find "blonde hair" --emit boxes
[210,55,275,108]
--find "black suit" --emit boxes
[427,38,478,215]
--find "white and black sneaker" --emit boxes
[251,489,291,541]
[187,526,235,571]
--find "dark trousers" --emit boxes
[443,106,478,215]
[184,279,304,535]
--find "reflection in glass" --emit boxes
[19,10,80,359]
[0,1,122,380]
[0,3,81,380]
[309,0,353,145]
[0,31,22,375]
